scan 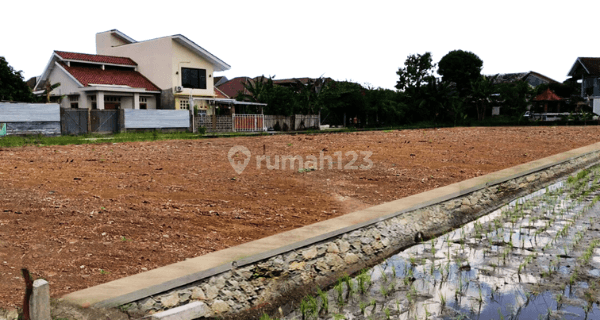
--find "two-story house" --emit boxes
[33,51,161,110]
[96,29,231,112]
[34,29,231,112]
[567,57,600,114]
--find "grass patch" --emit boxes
[0,131,206,148]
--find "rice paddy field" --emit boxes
[283,167,600,320]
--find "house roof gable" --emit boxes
[490,71,557,85]
[526,71,558,84]
[568,58,600,77]
[171,35,230,72]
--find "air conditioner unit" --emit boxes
[175,86,183,93]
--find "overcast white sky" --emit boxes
[2,1,598,90]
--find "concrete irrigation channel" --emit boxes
[281,170,600,320]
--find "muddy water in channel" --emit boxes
[284,168,600,320]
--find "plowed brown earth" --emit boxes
[1,126,600,307]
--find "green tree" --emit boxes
[263,85,299,116]
[319,81,367,126]
[237,75,300,116]
[496,81,533,119]
[43,81,61,103]
[416,79,456,124]
[469,75,497,121]
[395,52,446,123]
[395,52,436,93]
[0,56,37,102]
[294,77,328,115]
[365,88,407,126]
[438,50,483,96]
[236,75,271,103]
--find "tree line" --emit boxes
[238,50,583,127]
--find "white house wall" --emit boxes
[47,66,85,108]
[593,98,600,116]
[97,36,173,91]
[171,39,215,98]
[143,96,157,109]
[96,31,131,52]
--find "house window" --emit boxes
[104,96,121,110]
[181,68,207,89]
[179,99,190,110]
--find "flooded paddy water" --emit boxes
[281,167,600,320]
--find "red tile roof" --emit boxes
[59,63,160,92]
[55,51,137,66]
[215,87,229,99]
[534,88,562,101]
[217,77,250,99]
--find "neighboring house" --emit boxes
[567,57,600,114]
[217,77,253,99]
[214,76,228,87]
[215,87,229,99]
[272,77,333,90]
[95,29,231,112]
[33,51,161,109]
[487,71,557,117]
[26,76,39,90]
[491,71,558,87]
[217,76,334,99]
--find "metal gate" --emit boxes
[61,109,89,135]
[233,114,265,132]
[91,110,118,133]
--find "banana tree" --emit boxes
[43,81,61,103]
[470,75,497,121]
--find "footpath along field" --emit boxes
[1,126,600,307]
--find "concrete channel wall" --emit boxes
[61,142,600,319]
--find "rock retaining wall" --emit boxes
[115,149,600,318]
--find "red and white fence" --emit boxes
[233,114,265,132]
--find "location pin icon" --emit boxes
[228,145,251,174]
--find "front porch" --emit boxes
[71,86,159,110]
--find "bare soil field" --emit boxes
[1,126,600,308]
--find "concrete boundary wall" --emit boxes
[0,103,60,135]
[124,109,190,129]
[61,142,600,318]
